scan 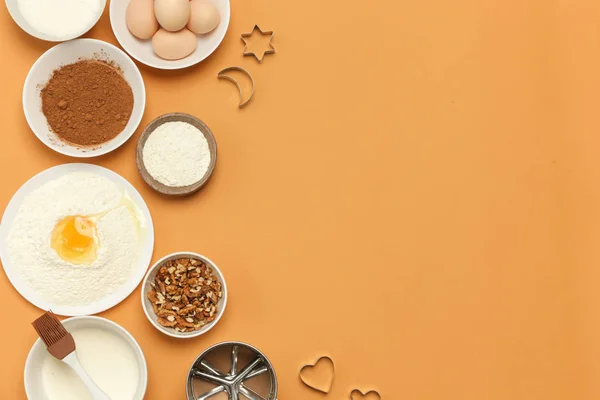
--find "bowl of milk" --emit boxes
[24,316,147,400]
[6,0,107,42]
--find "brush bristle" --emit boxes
[31,311,68,347]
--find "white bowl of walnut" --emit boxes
[141,252,227,339]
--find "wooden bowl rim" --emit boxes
[136,112,217,196]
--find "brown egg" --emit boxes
[154,0,190,32]
[126,0,159,39]
[187,0,220,34]
[152,28,197,60]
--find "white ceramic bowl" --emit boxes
[24,316,148,400]
[23,39,146,158]
[5,0,106,42]
[110,0,230,70]
[141,252,228,339]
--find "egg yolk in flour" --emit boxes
[51,216,99,264]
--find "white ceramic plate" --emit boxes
[23,39,146,158]
[5,0,106,42]
[110,0,230,70]
[24,316,148,400]
[0,163,154,316]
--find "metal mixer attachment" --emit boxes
[187,342,278,400]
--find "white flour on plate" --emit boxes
[142,121,211,187]
[6,172,140,307]
[17,0,103,39]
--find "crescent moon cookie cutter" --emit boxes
[241,25,276,63]
[299,355,336,394]
[217,66,255,108]
[350,389,382,400]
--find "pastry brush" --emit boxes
[32,311,111,400]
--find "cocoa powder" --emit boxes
[41,59,134,147]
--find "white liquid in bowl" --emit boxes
[17,0,103,39]
[41,328,139,400]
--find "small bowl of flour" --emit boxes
[6,0,106,42]
[136,113,217,196]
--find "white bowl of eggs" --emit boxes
[110,0,230,70]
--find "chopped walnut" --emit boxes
[147,257,223,332]
[157,317,177,327]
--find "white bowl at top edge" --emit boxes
[5,0,107,42]
[141,252,228,339]
[23,39,146,158]
[24,316,148,400]
[109,0,230,70]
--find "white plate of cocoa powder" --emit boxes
[23,39,146,158]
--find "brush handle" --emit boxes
[63,352,111,400]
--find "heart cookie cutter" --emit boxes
[350,389,382,400]
[299,356,335,394]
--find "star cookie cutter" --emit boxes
[241,25,275,63]
[299,356,335,394]
[217,66,255,108]
[350,389,383,400]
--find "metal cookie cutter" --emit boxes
[350,389,382,399]
[186,341,278,400]
[241,25,275,63]
[217,66,255,108]
[299,355,335,394]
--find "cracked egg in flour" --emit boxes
[51,194,142,265]
[4,171,147,309]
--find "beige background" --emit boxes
[1,0,599,399]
